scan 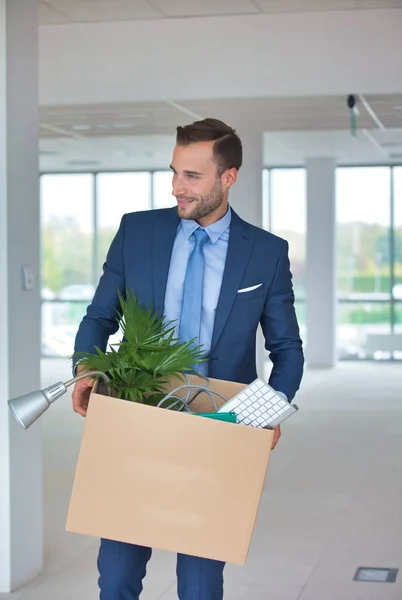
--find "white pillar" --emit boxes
[230,128,263,228]
[305,157,337,368]
[230,128,265,377]
[0,0,43,592]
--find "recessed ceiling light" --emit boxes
[39,150,60,156]
[67,160,101,166]
[379,142,402,148]
[72,124,91,131]
[120,113,148,120]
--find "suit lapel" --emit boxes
[152,208,180,316]
[210,211,255,352]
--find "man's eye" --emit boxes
[186,173,198,179]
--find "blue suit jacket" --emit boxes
[74,207,304,401]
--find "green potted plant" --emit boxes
[71,288,206,408]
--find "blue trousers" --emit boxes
[98,538,225,600]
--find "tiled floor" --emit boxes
[2,359,402,599]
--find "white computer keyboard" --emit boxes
[216,378,298,428]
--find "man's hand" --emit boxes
[271,425,281,450]
[72,367,94,417]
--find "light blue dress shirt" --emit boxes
[163,207,232,375]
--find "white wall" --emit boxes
[39,9,402,106]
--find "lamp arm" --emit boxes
[63,370,111,389]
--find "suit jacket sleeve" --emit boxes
[260,239,304,401]
[72,214,127,371]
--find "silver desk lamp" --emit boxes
[8,371,110,430]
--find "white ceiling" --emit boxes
[39,134,176,171]
[264,128,402,166]
[39,0,402,25]
[36,130,394,172]
[39,127,402,172]
[39,94,402,139]
[38,94,402,171]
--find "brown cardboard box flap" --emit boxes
[66,375,274,564]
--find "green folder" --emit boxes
[196,411,237,424]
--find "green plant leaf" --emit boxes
[71,287,207,405]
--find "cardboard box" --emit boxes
[66,375,274,565]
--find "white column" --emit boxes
[0,0,43,592]
[305,157,337,368]
[230,128,263,228]
[230,128,265,377]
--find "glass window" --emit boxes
[42,165,402,361]
[337,167,391,301]
[41,173,95,358]
[41,174,94,297]
[338,302,391,360]
[392,168,402,360]
[393,166,402,298]
[96,172,151,274]
[393,302,402,358]
[336,167,392,360]
[153,171,175,209]
[42,301,90,357]
[262,169,270,230]
[265,168,306,299]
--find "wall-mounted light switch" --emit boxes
[21,266,35,290]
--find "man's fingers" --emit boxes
[78,377,94,389]
[271,425,281,450]
[72,396,89,417]
[72,378,94,417]
[74,406,87,417]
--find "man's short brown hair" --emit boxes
[176,118,243,175]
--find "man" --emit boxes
[72,117,304,600]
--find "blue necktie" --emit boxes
[179,228,209,366]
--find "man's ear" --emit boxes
[222,168,238,189]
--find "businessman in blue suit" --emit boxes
[72,118,304,600]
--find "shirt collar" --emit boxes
[180,206,232,244]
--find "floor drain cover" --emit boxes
[354,567,398,583]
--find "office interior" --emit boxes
[1,1,402,598]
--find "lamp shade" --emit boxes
[8,382,67,429]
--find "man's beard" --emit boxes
[177,180,224,221]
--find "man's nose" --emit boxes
[172,177,187,197]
